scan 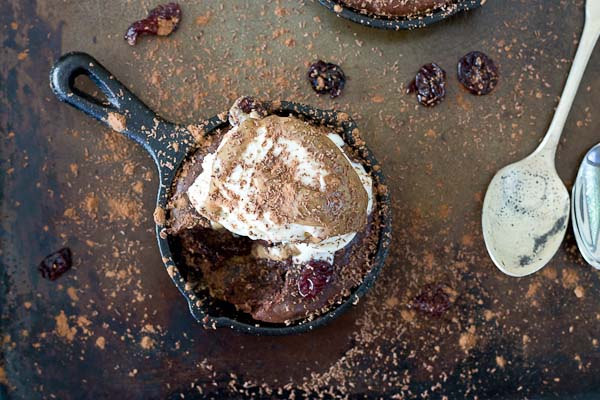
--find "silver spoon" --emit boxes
[482,0,600,277]
[573,145,600,269]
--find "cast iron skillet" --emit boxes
[49,52,392,335]
[319,0,482,30]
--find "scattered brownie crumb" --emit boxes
[132,181,144,195]
[66,287,79,302]
[307,60,346,98]
[496,355,506,369]
[38,247,72,281]
[140,335,155,349]
[459,325,478,353]
[95,336,106,350]
[106,112,126,133]
[385,296,399,307]
[274,6,288,17]
[125,2,182,46]
[54,310,76,341]
[562,268,579,289]
[69,163,79,176]
[153,206,166,225]
[195,12,211,26]
[187,124,205,143]
[0,366,7,386]
[83,193,99,218]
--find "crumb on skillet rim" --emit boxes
[318,0,483,30]
[156,101,392,335]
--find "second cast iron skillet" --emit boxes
[319,0,482,30]
[50,52,392,335]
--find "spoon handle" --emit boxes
[535,5,600,158]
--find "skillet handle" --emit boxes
[50,51,192,173]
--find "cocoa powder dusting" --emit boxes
[200,115,368,239]
[107,197,142,225]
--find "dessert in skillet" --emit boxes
[338,0,453,17]
[167,97,381,324]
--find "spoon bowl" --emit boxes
[482,155,569,277]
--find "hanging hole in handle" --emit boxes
[72,73,111,108]
[68,66,124,113]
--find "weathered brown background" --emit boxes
[2,0,600,398]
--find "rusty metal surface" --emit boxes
[1,0,600,398]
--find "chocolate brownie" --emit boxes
[339,0,454,17]
[166,106,382,324]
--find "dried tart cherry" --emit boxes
[407,63,447,107]
[457,51,499,95]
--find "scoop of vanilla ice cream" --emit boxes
[187,98,373,263]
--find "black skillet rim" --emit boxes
[156,101,392,336]
[318,0,482,30]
